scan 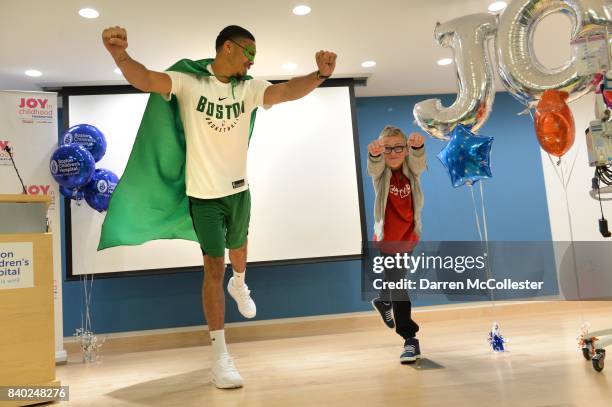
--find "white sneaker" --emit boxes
[212,353,244,389]
[227,277,256,318]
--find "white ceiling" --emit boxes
[0,0,574,97]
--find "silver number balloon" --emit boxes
[414,14,497,140]
[496,0,612,107]
[578,0,612,31]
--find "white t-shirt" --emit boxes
[163,67,271,199]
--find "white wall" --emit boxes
[540,93,612,299]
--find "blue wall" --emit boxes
[60,91,554,336]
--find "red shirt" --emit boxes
[380,169,418,253]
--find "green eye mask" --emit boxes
[243,45,256,62]
[230,39,256,62]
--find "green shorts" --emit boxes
[188,190,251,258]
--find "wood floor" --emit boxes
[56,303,612,407]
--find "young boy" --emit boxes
[367,125,426,363]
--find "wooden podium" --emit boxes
[0,195,60,406]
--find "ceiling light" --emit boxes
[282,63,297,70]
[488,1,507,13]
[437,58,453,66]
[293,5,311,15]
[25,70,42,77]
[361,60,376,68]
[79,8,100,19]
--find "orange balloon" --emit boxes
[534,90,575,157]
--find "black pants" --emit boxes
[379,261,419,341]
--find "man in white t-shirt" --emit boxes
[102,25,337,388]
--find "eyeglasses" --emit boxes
[383,145,407,154]
[229,39,256,62]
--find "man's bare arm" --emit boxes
[102,26,171,94]
[264,50,337,106]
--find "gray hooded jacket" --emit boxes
[366,147,427,240]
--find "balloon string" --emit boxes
[79,202,85,334]
[470,184,497,315]
[83,207,89,333]
[565,143,581,189]
[547,153,564,185]
[81,213,93,334]
[78,201,96,342]
[479,181,489,243]
[80,274,84,334]
[518,107,534,117]
[86,219,95,335]
[558,158,585,324]
[470,185,484,241]
[86,273,94,333]
[479,181,496,309]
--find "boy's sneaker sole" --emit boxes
[400,354,422,364]
[371,298,394,329]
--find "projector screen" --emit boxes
[65,82,365,277]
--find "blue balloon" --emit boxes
[50,144,96,189]
[437,125,494,188]
[83,169,119,212]
[59,186,84,201]
[62,124,107,162]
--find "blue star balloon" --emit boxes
[437,124,493,188]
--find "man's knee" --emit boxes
[229,241,247,254]
[204,255,226,281]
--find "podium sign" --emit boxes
[0,242,34,289]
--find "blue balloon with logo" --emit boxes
[59,186,84,201]
[62,124,107,162]
[50,144,96,189]
[83,169,119,212]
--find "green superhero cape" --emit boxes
[97,58,257,250]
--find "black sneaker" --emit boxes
[371,298,394,329]
[400,338,421,364]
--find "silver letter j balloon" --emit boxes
[413,14,498,140]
